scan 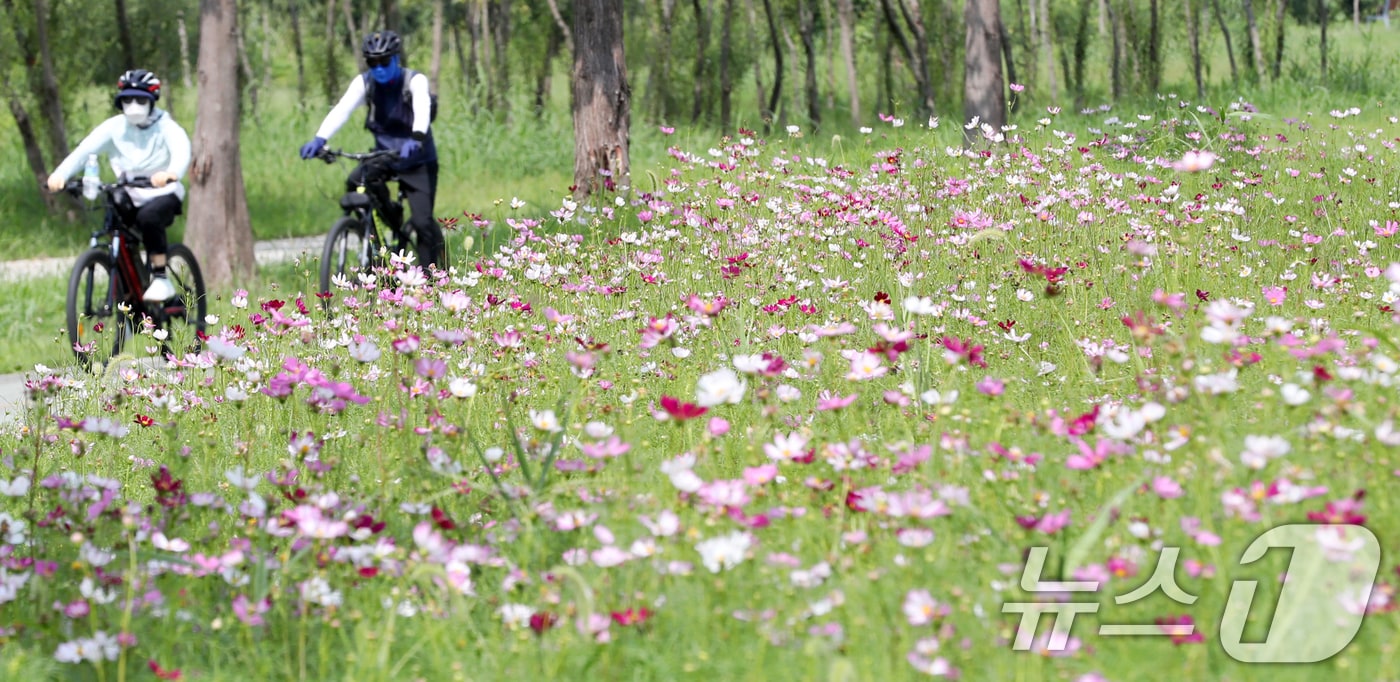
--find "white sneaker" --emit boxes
[144,276,176,302]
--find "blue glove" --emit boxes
[399,139,422,159]
[299,137,326,160]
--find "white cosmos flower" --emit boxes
[695,532,753,573]
[696,368,747,407]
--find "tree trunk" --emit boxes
[115,0,136,68]
[1185,0,1204,99]
[897,0,935,118]
[691,0,710,125]
[645,0,676,122]
[544,0,575,54]
[534,24,562,116]
[431,0,445,88]
[1107,0,1121,100]
[1210,0,1238,85]
[745,0,767,124]
[1243,0,1263,82]
[188,0,256,289]
[1147,0,1160,92]
[1039,0,1056,105]
[1354,0,1360,27]
[1070,0,1091,110]
[836,0,860,125]
[1272,0,1286,81]
[289,0,307,100]
[963,0,1005,144]
[820,0,835,112]
[236,8,259,117]
[31,0,68,164]
[1318,0,1327,83]
[491,0,512,117]
[322,0,339,103]
[572,0,630,200]
[381,0,401,33]
[760,0,783,131]
[2,71,60,212]
[799,0,819,128]
[451,8,472,107]
[719,0,735,131]
[343,0,365,73]
[999,17,1019,113]
[878,0,917,102]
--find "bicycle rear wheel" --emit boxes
[66,249,129,372]
[319,215,378,298]
[157,243,207,358]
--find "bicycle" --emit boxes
[59,176,207,372]
[314,148,416,298]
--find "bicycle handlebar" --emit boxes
[59,176,155,195]
[315,148,401,164]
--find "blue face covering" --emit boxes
[369,55,402,85]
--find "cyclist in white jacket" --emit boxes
[46,69,191,302]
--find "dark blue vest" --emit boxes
[363,72,437,172]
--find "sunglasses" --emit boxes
[367,56,394,68]
[118,96,150,106]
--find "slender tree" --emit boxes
[187,0,256,289]
[963,0,1005,145]
[1318,0,1328,83]
[836,0,860,124]
[1210,0,1238,85]
[572,0,631,199]
[288,0,307,100]
[31,0,68,163]
[719,0,736,130]
[1184,0,1204,98]
[691,0,710,124]
[1244,0,1264,82]
[115,0,136,68]
[1271,0,1286,81]
[799,0,819,128]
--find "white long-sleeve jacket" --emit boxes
[51,108,192,207]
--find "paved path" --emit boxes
[0,236,324,427]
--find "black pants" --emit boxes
[346,160,444,269]
[121,194,182,258]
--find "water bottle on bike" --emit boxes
[82,154,101,201]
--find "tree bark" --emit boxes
[1107,0,1121,100]
[534,24,562,116]
[1272,0,1286,81]
[760,0,783,131]
[836,0,860,125]
[188,0,256,290]
[897,0,935,118]
[1039,0,1056,105]
[572,0,630,200]
[1185,0,1204,99]
[343,0,365,73]
[999,17,1018,113]
[491,0,512,117]
[963,0,1005,144]
[115,0,136,68]
[1070,0,1093,110]
[1210,0,1238,85]
[647,0,678,122]
[289,0,307,100]
[799,0,819,128]
[236,7,259,117]
[430,0,444,88]
[1147,0,1160,92]
[1,71,60,212]
[1318,0,1327,83]
[1243,0,1264,82]
[691,0,710,125]
[322,0,339,103]
[719,0,736,131]
[31,0,68,164]
[381,0,401,33]
[544,0,575,54]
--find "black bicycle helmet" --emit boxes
[362,31,403,60]
[114,69,161,108]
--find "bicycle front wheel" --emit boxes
[319,215,377,298]
[66,249,128,372]
[157,243,207,359]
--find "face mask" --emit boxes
[369,56,402,85]
[123,99,152,127]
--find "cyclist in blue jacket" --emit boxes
[46,69,191,302]
[299,30,444,270]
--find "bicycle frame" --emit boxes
[320,148,413,254]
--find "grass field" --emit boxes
[2,83,1399,679]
